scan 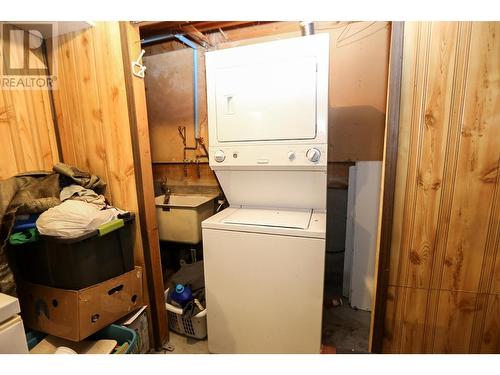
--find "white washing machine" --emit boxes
[202,33,329,353]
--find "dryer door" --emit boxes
[214,56,318,142]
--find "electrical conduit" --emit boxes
[174,34,199,139]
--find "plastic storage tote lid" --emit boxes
[175,284,184,293]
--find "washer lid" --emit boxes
[202,207,326,238]
[222,207,312,229]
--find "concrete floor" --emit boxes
[155,301,370,354]
[162,332,209,354]
[323,228,371,354]
[321,297,371,353]
[157,301,370,354]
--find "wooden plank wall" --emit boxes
[0,24,59,179]
[383,22,500,353]
[50,22,152,310]
[143,21,391,190]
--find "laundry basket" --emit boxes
[164,289,207,339]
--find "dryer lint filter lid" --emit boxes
[222,207,312,229]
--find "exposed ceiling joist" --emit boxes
[179,24,213,47]
[138,21,268,39]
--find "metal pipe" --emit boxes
[140,33,177,46]
[299,21,315,36]
[174,34,200,140]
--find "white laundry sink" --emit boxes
[155,194,217,244]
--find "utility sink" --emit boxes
[155,194,218,244]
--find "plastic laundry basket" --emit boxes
[164,289,207,339]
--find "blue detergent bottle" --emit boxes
[171,284,193,307]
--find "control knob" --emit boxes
[306,148,321,163]
[214,150,226,163]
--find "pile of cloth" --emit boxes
[36,184,125,238]
[0,163,125,296]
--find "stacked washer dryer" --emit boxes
[202,33,329,353]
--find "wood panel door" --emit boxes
[382,21,500,353]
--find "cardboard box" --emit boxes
[117,306,150,354]
[18,267,143,342]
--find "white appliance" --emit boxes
[343,162,382,311]
[202,34,329,353]
[0,293,29,354]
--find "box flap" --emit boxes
[116,305,147,326]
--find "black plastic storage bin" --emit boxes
[11,214,135,290]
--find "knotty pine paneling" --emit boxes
[440,22,500,294]
[480,294,500,353]
[53,22,137,212]
[383,22,500,353]
[0,25,59,179]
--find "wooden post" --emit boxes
[369,21,405,353]
[119,21,169,349]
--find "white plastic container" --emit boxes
[0,293,29,354]
[164,289,207,340]
[155,194,217,244]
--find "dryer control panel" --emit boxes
[209,144,327,169]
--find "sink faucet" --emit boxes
[160,178,171,204]
[164,188,171,204]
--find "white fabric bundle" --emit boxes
[36,200,121,239]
